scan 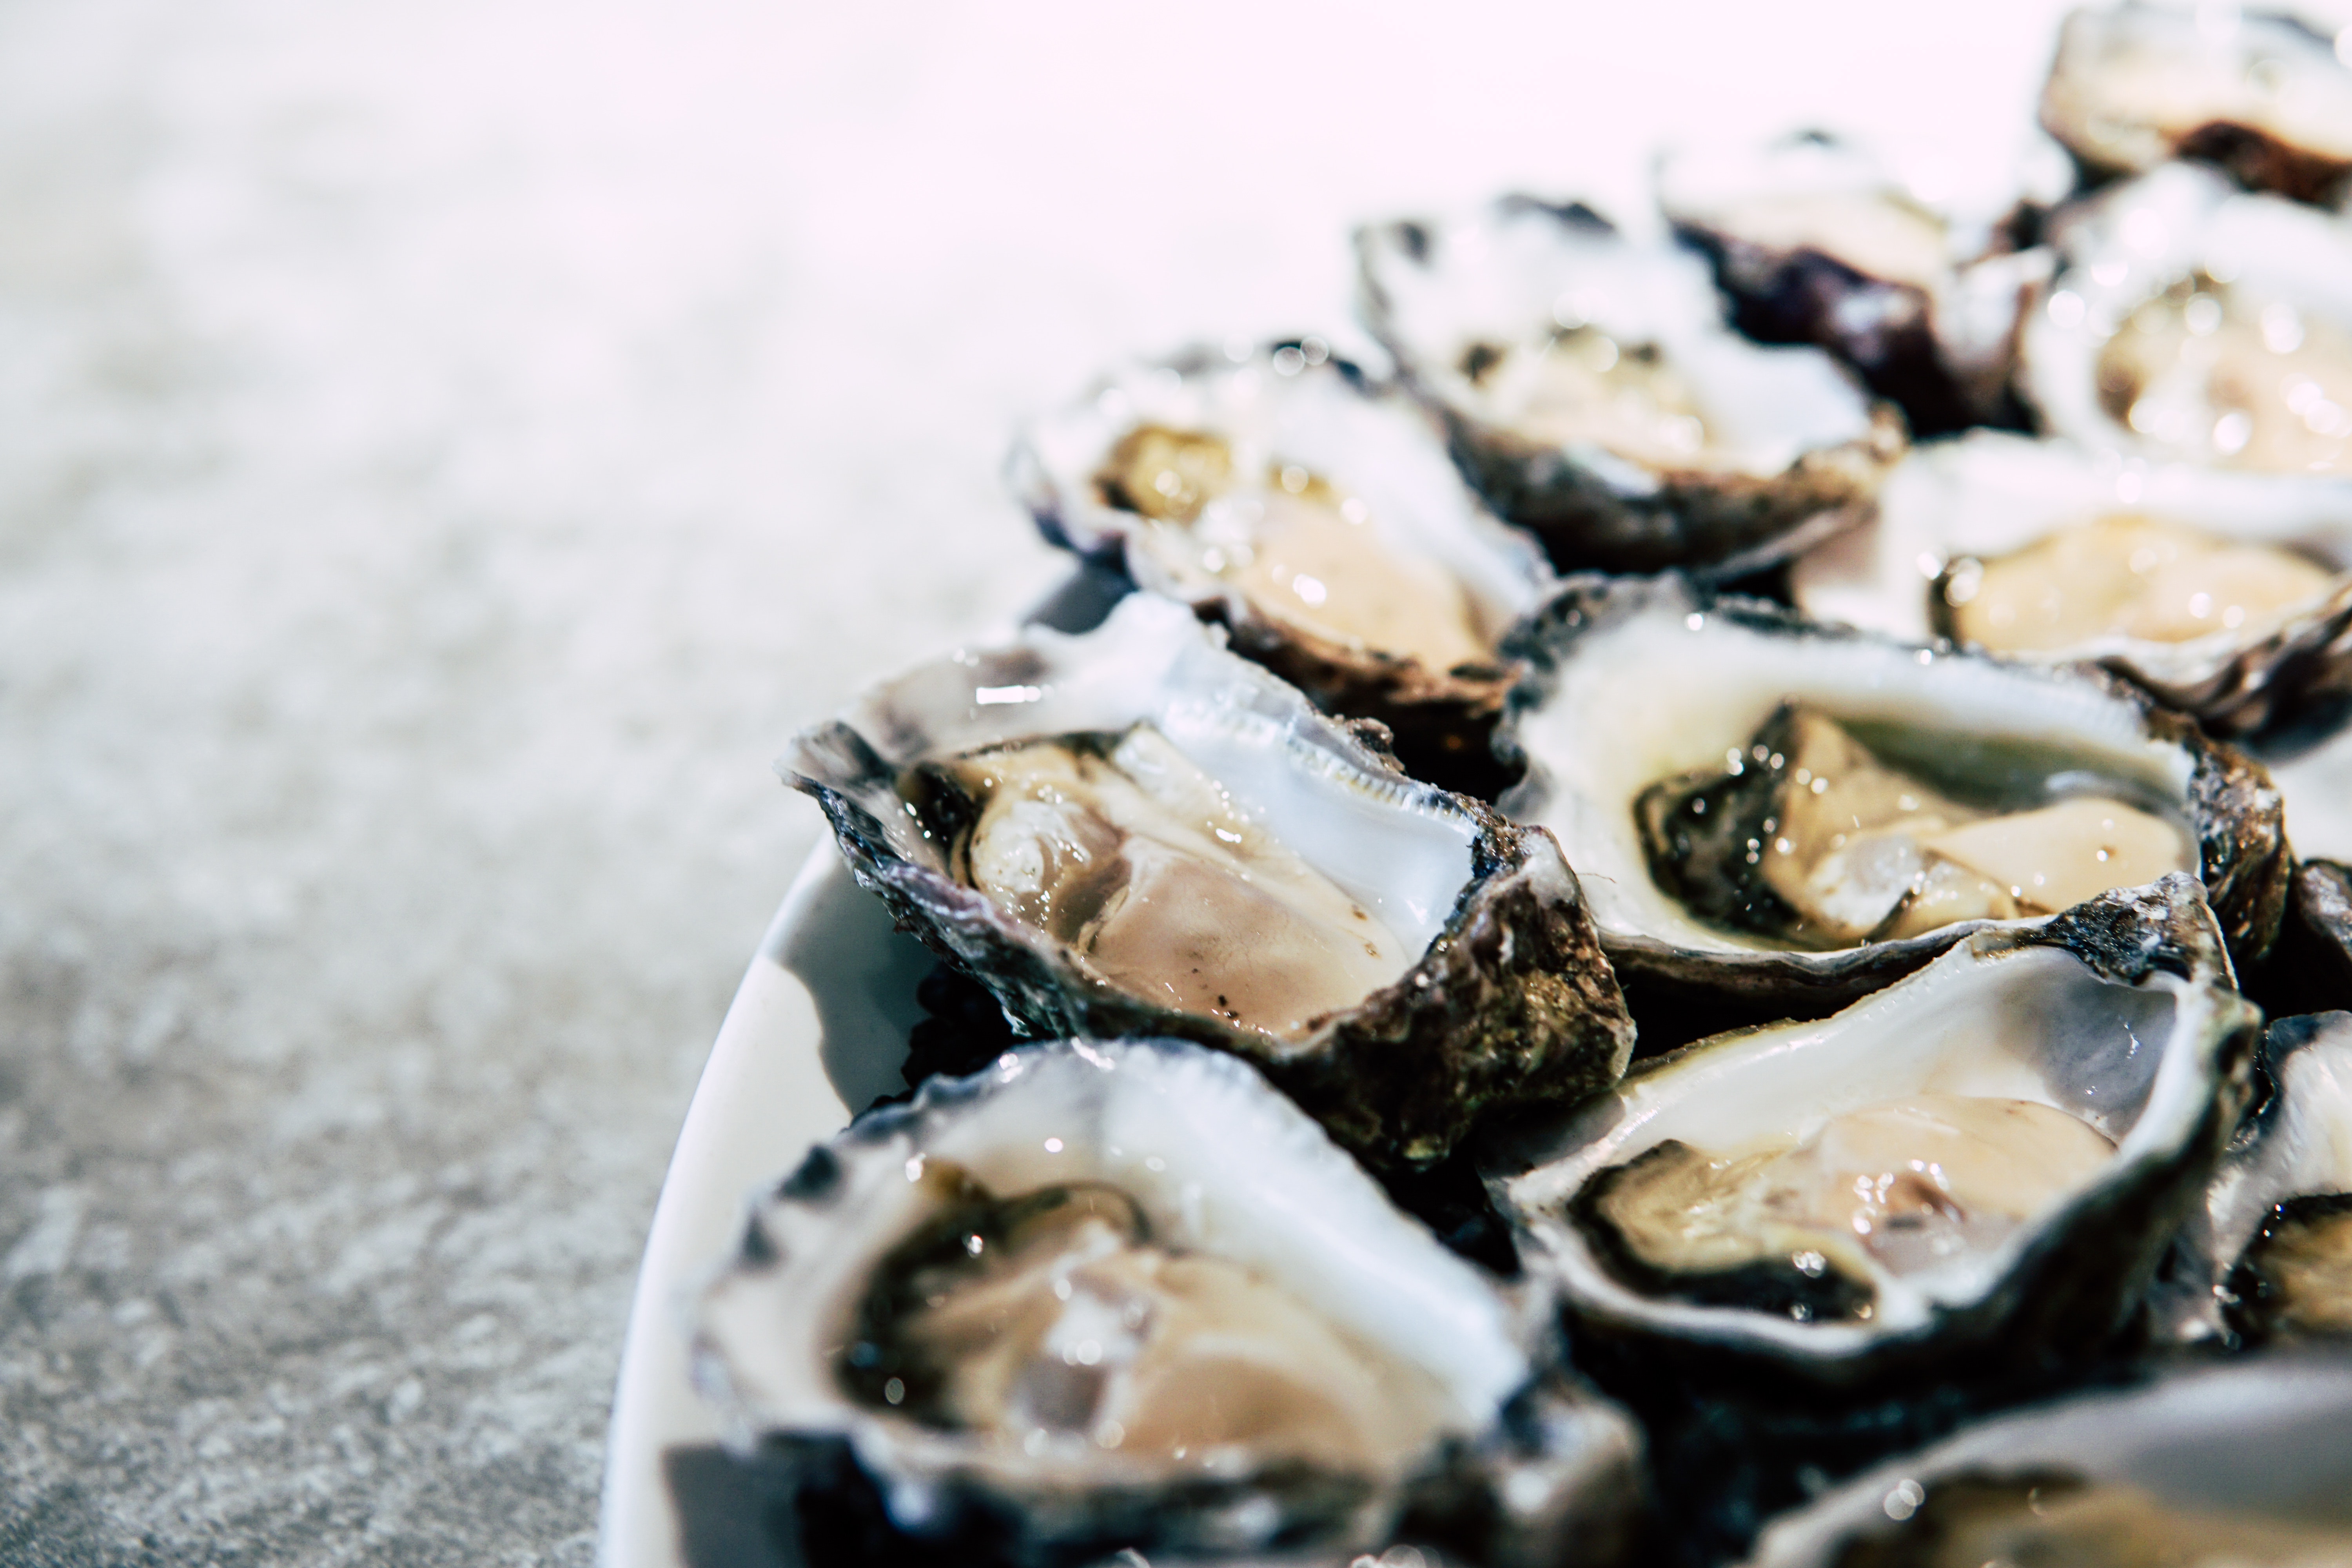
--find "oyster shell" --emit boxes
[1007,343,1555,796]
[2268,858,2352,1013]
[1486,876,2260,1390]
[1742,1354,2352,1568]
[691,1038,1646,1568]
[1496,572,2289,1022]
[2151,1007,2352,1345]
[785,592,1634,1171]
[1657,131,2058,434]
[1356,196,1906,576]
[2020,162,2352,489]
[1791,431,2352,735]
[2042,2,2352,205]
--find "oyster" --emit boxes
[1356,196,1906,576]
[1791,431,2352,735]
[1486,877,2259,1388]
[785,592,1634,1171]
[1742,1355,2352,1568]
[1657,131,2059,434]
[2042,2,2352,205]
[1007,343,1554,795]
[691,1038,1645,1568]
[2020,162,2352,491]
[1497,572,2289,1020]
[2151,1008,2352,1345]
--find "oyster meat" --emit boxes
[1657,131,2060,434]
[1497,572,2288,1018]
[1791,432,2352,735]
[1009,344,1554,794]
[693,1038,1645,1567]
[1635,700,2191,949]
[2042,2,2352,205]
[1357,196,1905,576]
[788,592,1634,1170]
[1486,876,2259,1388]
[1743,1356,2352,1568]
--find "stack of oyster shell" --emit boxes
[683,7,2352,1565]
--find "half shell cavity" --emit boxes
[1791,430,2352,735]
[2021,162,2352,490]
[1744,1355,2352,1568]
[786,592,1635,1170]
[1357,196,1906,576]
[2041,2,2352,205]
[1008,343,1554,794]
[1657,131,2056,434]
[1497,573,2289,1018]
[1487,876,2259,1388]
[693,1038,1645,1566]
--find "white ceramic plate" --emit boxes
[595,844,935,1568]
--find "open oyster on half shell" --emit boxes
[2151,1008,2352,1346]
[1486,877,2259,1390]
[1356,196,1906,577]
[2042,2,2352,206]
[1657,131,2060,435]
[1007,343,1553,796]
[786,592,1634,1172]
[1496,573,2289,1023]
[1742,1354,2352,1568]
[2021,162,2352,493]
[692,1038,1646,1568]
[1791,431,2352,736]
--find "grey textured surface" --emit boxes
[0,2,2072,1561]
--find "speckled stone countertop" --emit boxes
[0,4,2069,1561]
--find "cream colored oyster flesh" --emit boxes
[1465,325,1722,472]
[938,725,1414,1039]
[1094,424,1488,670]
[842,1169,1459,1480]
[1637,704,2192,949]
[1946,513,2336,651]
[1702,189,1953,295]
[1857,1473,2352,1568]
[2096,277,2352,475]
[1582,1093,2116,1321]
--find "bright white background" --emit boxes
[0,2,2081,1560]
